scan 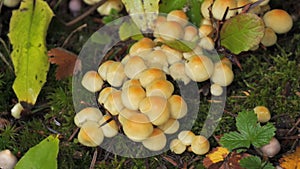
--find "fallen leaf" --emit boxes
[279,146,300,169]
[203,147,250,169]
[48,47,81,80]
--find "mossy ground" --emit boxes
[0,0,299,168]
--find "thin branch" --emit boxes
[62,24,87,48]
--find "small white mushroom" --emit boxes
[97,0,123,16]
[210,83,223,96]
[98,87,117,104]
[0,149,17,169]
[170,139,186,154]
[106,61,127,87]
[158,118,180,134]
[169,62,191,85]
[191,135,210,155]
[178,130,196,146]
[211,0,237,20]
[185,55,214,82]
[103,90,124,115]
[168,95,188,119]
[124,56,147,79]
[161,45,183,65]
[81,71,104,92]
[167,10,188,27]
[155,21,184,41]
[11,102,24,119]
[121,85,146,110]
[98,60,114,81]
[78,121,104,147]
[260,137,281,157]
[211,63,234,86]
[129,38,155,56]
[142,128,167,151]
[183,26,199,42]
[99,114,118,138]
[74,107,103,127]
[263,9,293,34]
[146,79,174,99]
[138,68,167,88]
[144,50,169,73]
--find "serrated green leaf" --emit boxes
[240,156,275,169]
[8,0,53,105]
[220,131,251,151]
[162,39,197,52]
[220,111,275,151]
[186,0,203,27]
[252,123,276,148]
[119,20,144,41]
[15,135,59,169]
[220,13,264,54]
[159,0,187,13]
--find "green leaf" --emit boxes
[220,111,276,151]
[91,32,112,45]
[220,13,264,54]
[119,20,144,41]
[8,0,54,105]
[159,0,187,13]
[220,132,251,151]
[15,135,60,169]
[162,39,197,52]
[186,0,203,27]
[240,156,275,169]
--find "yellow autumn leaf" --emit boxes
[279,146,300,169]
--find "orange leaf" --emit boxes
[279,146,300,169]
[48,48,81,80]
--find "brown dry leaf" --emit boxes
[48,47,81,80]
[279,146,300,169]
[203,147,250,169]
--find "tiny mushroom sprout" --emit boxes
[253,106,271,123]
[121,84,146,110]
[106,61,127,87]
[191,135,210,155]
[145,79,174,99]
[168,95,188,119]
[74,107,103,127]
[142,128,167,151]
[185,55,214,82]
[263,9,293,34]
[78,121,104,147]
[99,114,118,138]
[139,96,170,126]
[158,118,180,134]
[97,0,123,16]
[211,0,237,20]
[11,102,24,119]
[178,130,196,146]
[122,113,154,142]
[0,149,17,169]
[211,62,234,86]
[261,27,277,47]
[81,71,104,92]
[170,139,186,154]
[210,83,223,96]
[260,137,281,157]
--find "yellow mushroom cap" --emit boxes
[261,27,277,47]
[74,107,103,127]
[144,50,169,72]
[99,114,118,138]
[161,45,183,65]
[146,79,174,99]
[210,83,223,96]
[250,0,269,6]
[98,87,117,104]
[118,108,140,125]
[78,121,104,147]
[170,139,186,154]
[129,38,155,56]
[253,106,271,123]
[178,130,196,146]
[97,0,123,16]
[191,135,210,155]
[158,118,180,134]
[124,56,147,79]
[201,0,214,19]
[263,9,293,34]
[167,10,188,27]
[106,61,127,87]
[121,85,146,110]
[122,79,141,90]
[81,71,104,92]
[156,21,184,41]
[138,68,167,88]
[103,90,124,115]
[198,36,215,51]
[139,96,170,126]
[83,0,100,5]
[198,24,214,38]
[142,128,167,151]
[169,62,191,85]
[98,60,114,81]
[212,0,237,20]
[168,95,188,119]
[185,55,214,82]
[122,113,154,142]
[211,63,234,86]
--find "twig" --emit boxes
[67,127,79,142]
[62,24,87,48]
[89,148,98,169]
[0,38,13,72]
[287,118,300,135]
[64,0,107,27]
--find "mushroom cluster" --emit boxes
[200,0,293,48]
[76,9,235,154]
[170,130,210,155]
